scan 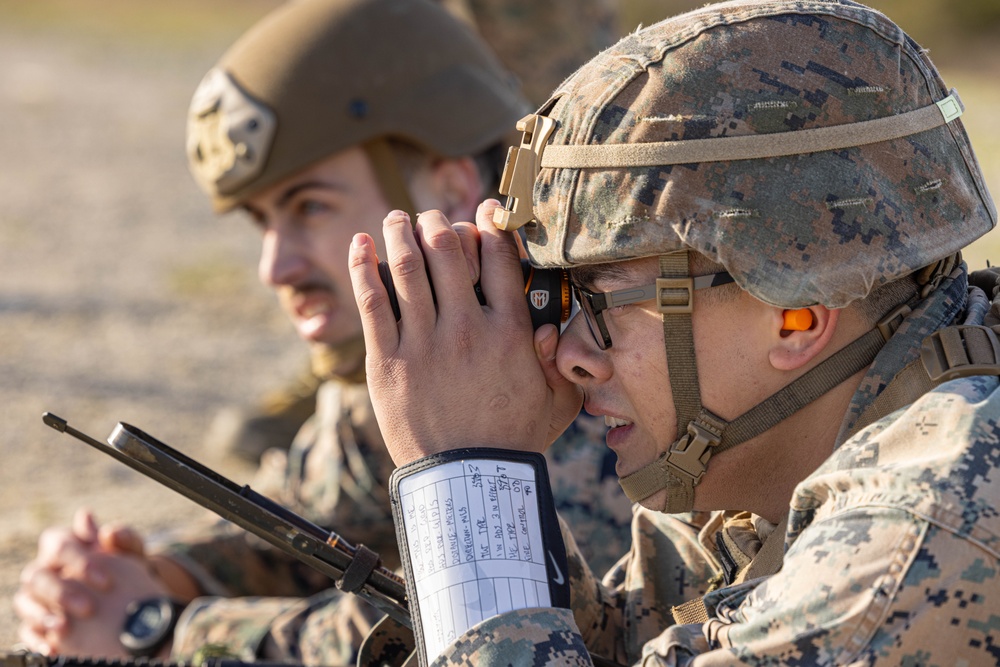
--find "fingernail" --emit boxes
[351,233,367,249]
[538,327,557,360]
[43,614,63,630]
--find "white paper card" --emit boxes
[397,458,551,664]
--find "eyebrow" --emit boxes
[275,180,351,209]
[569,264,630,290]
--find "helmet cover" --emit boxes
[525,0,997,308]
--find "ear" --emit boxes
[768,305,840,371]
[412,156,484,221]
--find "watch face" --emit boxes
[121,597,179,656]
[125,601,166,639]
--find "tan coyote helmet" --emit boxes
[186,0,528,213]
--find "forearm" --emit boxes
[148,555,202,603]
[153,517,329,598]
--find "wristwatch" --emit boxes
[119,597,184,657]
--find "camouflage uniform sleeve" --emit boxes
[431,608,591,666]
[414,497,996,666]
[402,508,719,667]
[158,381,400,655]
[172,589,385,665]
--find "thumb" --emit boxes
[534,325,583,445]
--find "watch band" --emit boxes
[120,596,185,658]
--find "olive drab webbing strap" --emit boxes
[618,252,733,511]
[736,514,788,584]
[669,514,788,626]
[363,137,418,222]
[659,252,701,428]
[619,287,922,510]
[494,93,966,235]
[843,256,1000,439]
[618,322,889,509]
[714,328,887,450]
[671,596,711,625]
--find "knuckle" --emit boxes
[37,529,75,562]
[355,284,388,316]
[423,227,462,253]
[391,250,424,279]
[348,249,371,270]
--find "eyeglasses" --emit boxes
[572,271,734,349]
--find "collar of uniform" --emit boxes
[835,266,970,447]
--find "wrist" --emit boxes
[120,596,184,658]
[148,554,201,603]
[390,448,569,664]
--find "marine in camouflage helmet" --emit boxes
[348,0,1000,664]
[493,0,996,513]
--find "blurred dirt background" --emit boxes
[1,0,998,647]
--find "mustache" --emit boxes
[282,281,337,298]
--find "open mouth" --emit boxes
[604,415,632,428]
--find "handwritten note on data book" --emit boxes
[396,458,551,663]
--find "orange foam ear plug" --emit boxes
[782,309,813,331]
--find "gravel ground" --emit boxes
[0,0,997,650]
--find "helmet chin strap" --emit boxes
[618,252,906,513]
[617,251,719,513]
[363,137,417,221]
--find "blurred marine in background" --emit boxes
[206,0,623,464]
[13,0,633,663]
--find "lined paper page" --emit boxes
[397,458,550,663]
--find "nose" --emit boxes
[258,225,308,288]
[556,312,611,385]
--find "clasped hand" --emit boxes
[348,199,582,466]
[14,508,198,657]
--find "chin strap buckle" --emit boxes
[666,418,723,483]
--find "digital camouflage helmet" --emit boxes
[494,0,997,512]
[186,0,528,214]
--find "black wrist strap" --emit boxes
[390,448,569,667]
